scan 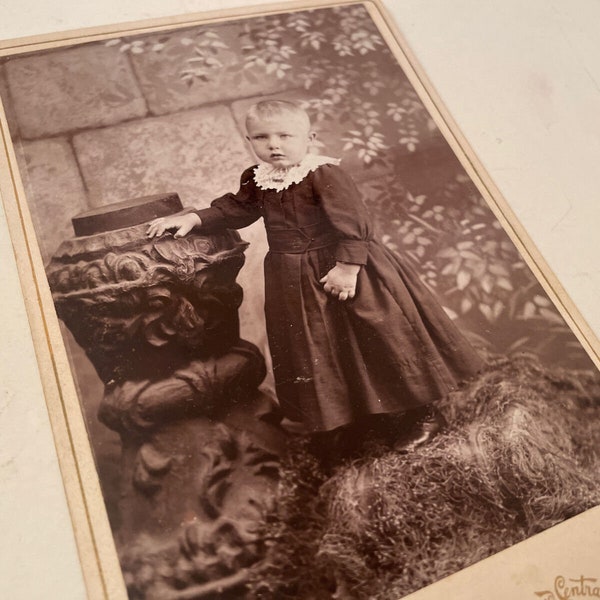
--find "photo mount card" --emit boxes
[0,1,598,599]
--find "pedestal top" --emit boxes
[72,193,183,236]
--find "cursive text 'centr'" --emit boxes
[536,576,600,600]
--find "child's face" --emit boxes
[246,114,315,168]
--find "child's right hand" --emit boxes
[320,262,360,301]
[146,213,201,239]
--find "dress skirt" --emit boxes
[264,239,484,432]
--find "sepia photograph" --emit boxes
[0,1,599,599]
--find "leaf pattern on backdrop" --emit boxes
[105,5,589,368]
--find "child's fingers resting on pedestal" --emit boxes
[146,217,167,238]
[146,214,200,238]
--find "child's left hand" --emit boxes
[320,262,360,301]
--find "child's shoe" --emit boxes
[394,405,445,453]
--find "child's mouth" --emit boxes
[270,154,285,159]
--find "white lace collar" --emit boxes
[253,154,341,192]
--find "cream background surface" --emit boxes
[0,1,599,598]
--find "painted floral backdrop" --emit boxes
[107,5,591,368]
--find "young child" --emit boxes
[147,100,483,454]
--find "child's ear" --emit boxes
[309,131,317,141]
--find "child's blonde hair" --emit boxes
[245,100,311,130]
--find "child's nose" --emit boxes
[268,136,280,149]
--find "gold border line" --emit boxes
[0,120,109,597]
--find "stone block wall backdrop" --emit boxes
[6,44,148,138]
[0,5,595,508]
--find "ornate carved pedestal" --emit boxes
[47,195,285,599]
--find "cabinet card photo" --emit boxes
[0,1,598,599]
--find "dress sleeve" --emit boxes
[194,167,262,230]
[312,163,373,265]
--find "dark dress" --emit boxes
[196,162,483,432]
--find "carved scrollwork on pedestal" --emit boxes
[48,225,249,382]
[47,195,285,599]
[119,425,281,599]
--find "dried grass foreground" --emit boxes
[248,356,600,599]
